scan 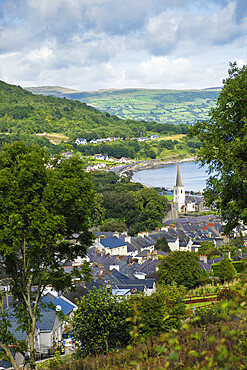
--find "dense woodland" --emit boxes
[90,171,168,234]
[0,81,201,159]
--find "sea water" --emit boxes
[132,161,210,193]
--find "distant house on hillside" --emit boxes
[150,134,159,140]
[93,154,109,161]
[75,138,87,145]
[137,137,148,142]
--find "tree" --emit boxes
[154,236,171,253]
[131,284,186,338]
[72,287,132,356]
[102,191,139,227]
[90,193,106,226]
[132,188,168,232]
[157,251,206,289]
[212,255,237,282]
[191,63,247,232]
[0,142,95,368]
[198,241,215,255]
[100,218,127,232]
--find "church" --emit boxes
[173,164,204,214]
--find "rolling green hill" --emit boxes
[25,86,220,125]
[0,80,195,159]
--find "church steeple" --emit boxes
[173,163,185,212]
[176,163,183,187]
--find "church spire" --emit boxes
[176,163,183,187]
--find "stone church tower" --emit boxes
[173,163,185,212]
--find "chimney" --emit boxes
[199,255,207,263]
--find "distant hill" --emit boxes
[0,81,192,158]
[25,86,221,125]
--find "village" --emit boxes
[2,164,247,368]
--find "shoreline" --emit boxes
[113,156,197,176]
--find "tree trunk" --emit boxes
[28,331,36,370]
[0,343,20,370]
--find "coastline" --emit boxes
[113,156,197,176]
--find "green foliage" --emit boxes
[154,236,171,253]
[0,81,197,160]
[191,63,247,232]
[72,287,132,357]
[198,240,215,254]
[211,256,237,282]
[90,193,106,227]
[131,285,186,339]
[0,141,95,366]
[232,261,246,273]
[101,191,139,227]
[37,86,219,125]
[100,218,127,232]
[157,251,206,289]
[131,187,168,233]
[89,172,168,234]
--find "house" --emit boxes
[150,134,159,140]
[100,237,128,256]
[93,154,109,161]
[137,137,148,142]
[75,138,87,145]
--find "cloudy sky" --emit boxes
[0,0,246,91]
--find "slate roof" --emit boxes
[36,311,56,332]
[100,237,126,249]
[111,268,131,282]
[119,279,155,289]
[136,250,149,257]
[120,261,140,276]
[127,242,138,252]
[116,285,145,294]
[41,293,76,315]
[136,259,159,274]
[131,236,154,250]
[199,261,212,273]
[207,257,223,265]
[9,320,27,341]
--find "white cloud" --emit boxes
[0,0,246,90]
[27,45,54,62]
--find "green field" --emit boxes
[26,87,220,125]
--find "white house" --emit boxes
[98,236,128,256]
[75,138,87,145]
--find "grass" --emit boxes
[29,87,220,125]
[164,195,173,200]
[186,301,214,310]
[36,133,69,144]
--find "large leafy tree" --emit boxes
[72,287,132,357]
[132,187,168,233]
[191,63,247,232]
[0,142,95,368]
[157,251,205,289]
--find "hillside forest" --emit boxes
[0,81,201,160]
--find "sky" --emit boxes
[0,0,246,91]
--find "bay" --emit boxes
[132,161,210,193]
